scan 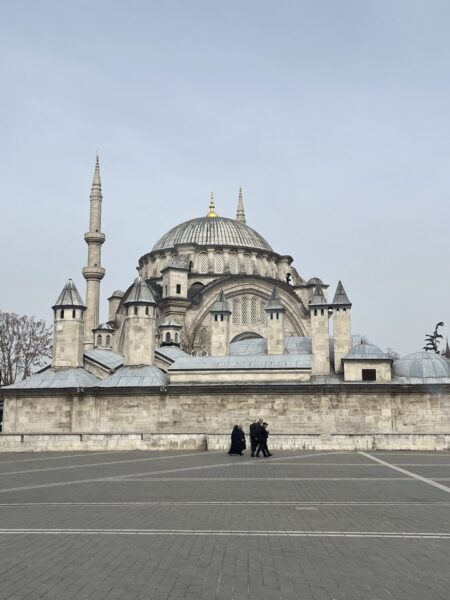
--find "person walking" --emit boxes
[256,422,272,457]
[249,418,263,457]
[228,424,246,456]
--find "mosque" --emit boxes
[1,158,449,451]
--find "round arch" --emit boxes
[231,332,264,343]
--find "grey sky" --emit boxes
[0,0,448,355]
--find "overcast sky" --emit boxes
[0,0,449,355]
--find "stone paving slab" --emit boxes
[0,450,448,599]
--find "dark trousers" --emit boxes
[256,441,270,457]
[250,437,258,456]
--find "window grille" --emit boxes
[250,297,257,324]
[243,254,252,274]
[232,298,239,324]
[229,254,238,274]
[259,300,266,325]
[97,335,102,347]
[242,297,248,324]
[214,253,224,273]
[106,335,111,347]
[199,253,208,274]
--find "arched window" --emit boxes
[97,335,102,347]
[229,254,238,274]
[174,332,179,343]
[250,297,257,324]
[214,253,224,273]
[242,297,248,324]
[165,332,171,343]
[259,300,266,325]
[232,298,240,324]
[199,253,208,274]
[72,309,76,318]
[256,257,264,276]
[199,327,208,347]
[106,335,111,347]
[243,254,252,275]
[60,309,64,319]
[134,306,138,315]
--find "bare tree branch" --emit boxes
[0,311,52,386]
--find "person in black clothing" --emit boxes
[228,424,246,456]
[249,418,263,457]
[256,422,272,457]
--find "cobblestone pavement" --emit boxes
[0,449,449,599]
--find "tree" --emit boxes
[385,347,400,360]
[423,322,444,354]
[0,311,52,387]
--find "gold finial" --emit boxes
[207,191,217,218]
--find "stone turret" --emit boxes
[331,281,352,374]
[159,319,182,346]
[210,290,231,356]
[123,277,157,366]
[82,155,106,349]
[52,279,86,368]
[310,285,330,375]
[161,256,189,299]
[265,287,285,355]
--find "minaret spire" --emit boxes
[236,186,246,224]
[82,155,106,349]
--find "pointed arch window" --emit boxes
[250,297,257,324]
[242,297,248,324]
[214,253,224,273]
[229,254,238,274]
[232,298,240,324]
[106,335,111,347]
[97,335,102,347]
[199,253,208,274]
[243,254,252,275]
[259,300,266,325]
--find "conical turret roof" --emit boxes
[332,281,351,306]
[236,187,246,224]
[266,287,285,312]
[210,290,231,314]
[124,277,157,305]
[53,279,85,309]
[309,285,327,306]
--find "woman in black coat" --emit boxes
[228,425,246,456]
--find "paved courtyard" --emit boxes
[0,448,449,599]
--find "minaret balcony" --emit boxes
[82,266,105,280]
[84,231,106,244]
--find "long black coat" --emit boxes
[228,426,246,455]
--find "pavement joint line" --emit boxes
[0,450,123,464]
[0,528,449,539]
[113,451,348,480]
[0,451,341,494]
[360,452,450,494]
[108,476,414,481]
[1,501,449,506]
[0,450,224,476]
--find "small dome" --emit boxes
[345,343,387,360]
[152,216,272,252]
[307,277,323,285]
[110,290,124,298]
[394,351,450,378]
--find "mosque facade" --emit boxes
[1,159,449,451]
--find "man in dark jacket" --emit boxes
[256,422,272,457]
[249,418,263,457]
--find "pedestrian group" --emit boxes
[228,418,273,457]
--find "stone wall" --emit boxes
[2,384,449,452]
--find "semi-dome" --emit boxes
[152,216,273,252]
[393,351,450,378]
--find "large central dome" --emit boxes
[152,216,273,252]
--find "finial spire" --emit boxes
[92,154,101,189]
[236,186,246,223]
[207,191,217,218]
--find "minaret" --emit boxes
[236,187,246,223]
[82,156,106,348]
